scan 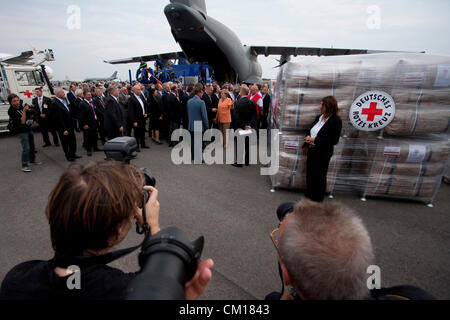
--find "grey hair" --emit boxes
[108,84,119,95]
[278,199,374,300]
[75,88,83,97]
[53,87,64,96]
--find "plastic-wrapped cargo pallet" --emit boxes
[269,53,450,205]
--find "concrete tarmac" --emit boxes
[0,131,449,299]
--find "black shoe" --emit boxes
[87,151,92,157]
[54,143,60,147]
[136,148,141,153]
[42,144,51,148]
[73,155,82,159]
[232,164,243,168]
[142,145,150,149]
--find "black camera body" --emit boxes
[104,136,139,164]
[126,227,204,300]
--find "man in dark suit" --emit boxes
[261,85,271,130]
[32,87,59,147]
[104,85,124,140]
[79,90,99,156]
[160,83,171,141]
[93,86,107,144]
[128,83,149,150]
[52,87,81,162]
[118,87,130,136]
[202,85,216,128]
[66,83,77,106]
[66,83,81,132]
[232,86,257,167]
[167,84,182,147]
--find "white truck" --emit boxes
[0,49,55,132]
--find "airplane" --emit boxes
[105,0,420,84]
[84,71,118,82]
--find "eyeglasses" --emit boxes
[270,227,280,250]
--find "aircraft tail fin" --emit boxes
[170,0,207,14]
[111,71,118,79]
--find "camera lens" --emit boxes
[276,202,296,222]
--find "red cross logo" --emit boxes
[24,90,33,98]
[362,102,383,122]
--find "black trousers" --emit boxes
[134,125,146,148]
[39,123,59,146]
[169,120,180,145]
[260,112,269,130]
[84,127,98,152]
[305,147,332,202]
[58,130,77,159]
[97,117,106,144]
[234,134,250,166]
[107,129,122,141]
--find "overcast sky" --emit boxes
[2,0,449,81]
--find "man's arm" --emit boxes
[200,101,209,131]
[249,101,258,129]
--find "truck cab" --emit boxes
[0,49,55,132]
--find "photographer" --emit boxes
[267,200,435,300]
[0,161,213,300]
[7,94,39,172]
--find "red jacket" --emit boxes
[248,93,262,120]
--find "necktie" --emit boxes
[89,102,97,120]
[62,100,70,113]
[39,97,43,112]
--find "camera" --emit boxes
[276,202,296,223]
[126,226,204,300]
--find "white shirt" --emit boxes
[310,115,328,139]
[37,96,43,112]
[133,93,145,116]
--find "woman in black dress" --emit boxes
[303,96,342,202]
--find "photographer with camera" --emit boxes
[7,93,40,172]
[267,200,435,300]
[0,161,213,300]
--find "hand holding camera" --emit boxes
[135,186,160,236]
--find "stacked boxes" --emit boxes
[270,53,450,204]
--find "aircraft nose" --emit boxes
[164,3,204,31]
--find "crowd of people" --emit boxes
[7,80,272,172]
